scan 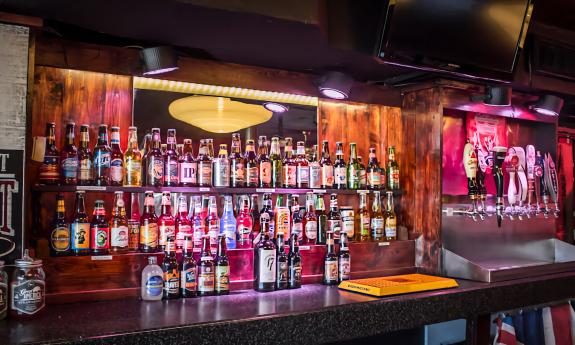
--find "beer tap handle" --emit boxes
[463,141,479,219]
[525,145,536,215]
[475,147,488,219]
[492,147,507,227]
[535,151,549,217]
[544,153,560,218]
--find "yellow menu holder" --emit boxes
[338,273,458,297]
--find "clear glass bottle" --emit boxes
[124,126,142,187]
[141,256,163,301]
[220,195,237,249]
[371,191,384,241]
[206,195,220,250]
[269,136,283,187]
[10,250,45,318]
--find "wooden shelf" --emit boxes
[32,184,403,196]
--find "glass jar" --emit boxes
[10,249,45,318]
[0,260,7,320]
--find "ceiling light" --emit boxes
[141,46,179,75]
[319,71,353,99]
[263,102,289,113]
[483,86,511,106]
[531,94,564,116]
[169,96,272,133]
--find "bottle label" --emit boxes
[247,166,258,184]
[339,257,351,280]
[231,161,245,184]
[222,223,236,249]
[51,225,70,252]
[324,261,338,281]
[385,218,397,238]
[371,218,384,238]
[163,268,180,295]
[258,249,276,283]
[305,221,317,240]
[208,223,219,247]
[61,157,79,178]
[149,157,164,181]
[297,166,309,184]
[198,267,215,292]
[111,225,129,248]
[290,262,302,285]
[125,160,141,186]
[11,280,45,315]
[164,159,179,184]
[260,162,271,184]
[199,163,212,185]
[128,220,140,250]
[181,266,197,293]
[309,164,321,188]
[176,224,192,249]
[334,167,347,185]
[179,162,197,184]
[39,155,60,183]
[91,226,110,250]
[238,225,251,244]
[146,275,163,297]
[368,172,381,186]
[348,166,359,184]
[0,282,7,314]
[321,165,334,187]
[292,222,303,239]
[277,261,288,283]
[360,216,371,237]
[327,219,341,240]
[275,208,290,239]
[341,210,355,238]
[94,151,111,168]
[110,158,123,182]
[78,158,92,181]
[215,266,230,291]
[285,166,297,186]
[71,223,90,250]
[389,167,400,187]
[193,223,204,248]
[140,222,159,247]
[159,224,175,246]
[213,162,230,187]
[359,169,367,185]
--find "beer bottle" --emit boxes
[110,191,129,253]
[295,141,309,188]
[158,192,175,252]
[90,200,109,255]
[198,235,215,297]
[50,193,70,256]
[320,140,334,189]
[127,193,140,252]
[180,235,197,298]
[141,132,152,184]
[206,139,215,160]
[291,203,303,244]
[259,193,274,239]
[70,191,90,256]
[197,139,212,187]
[178,139,197,186]
[338,232,351,282]
[334,142,347,189]
[302,192,318,244]
[191,195,205,249]
[109,126,124,186]
[323,232,338,286]
[282,137,297,188]
[93,125,111,186]
[327,194,342,242]
[367,147,382,189]
[315,194,328,245]
[254,217,276,292]
[215,234,230,295]
[77,124,93,185]
[355,192,371,242]
[385,191,397,241]
[371,191,384,241]
[275,232,288,290]
[229,133,246,187]
[269,136,283,187]
[236,197,253,249]
[387,146,400,190]
[288,234,302,289]
[358,155,367,189]
[162,237,180,299]
[145,128,163,186]
[60,122,78,185]
[347,143,361,189]
[212,144,230,187]
[176,144,183,157]
[124,126,142,186]
[245,139,259,187]
[220,195,237,249]
[249,194,260,245]
[175,195,192,250]
[206,195,220,250]
[39,122,60,185]
[309,145,321,188]
[161,143,167,156]
[258,136,272,188]
[164,129,179,186]
[140,191,159,252]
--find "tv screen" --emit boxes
[380,0,532,73]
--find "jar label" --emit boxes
[71,222,90,250]
[11,280,45,315]
[146,275,163,297]
[111,225,129,248]
[215,266,230,291]
[51,225,70,252]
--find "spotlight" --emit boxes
[530,94,564,116]
[263,102,289,113]
[484,86,512,106]
[319,71,353,99]
[141,46,179,75]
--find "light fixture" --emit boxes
[263,102,289,113]
[470,85,511,106]
[530,94,564,116]
[318,71,353,99]
[141,46,179,75]
[169,96,272,133]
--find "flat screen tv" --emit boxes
[378,0,532,75]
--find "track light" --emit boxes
[141,46,179,75]
[318,71,353,100]
[530,94,564,116]
[263,102,289,113]
[476,86,512,106]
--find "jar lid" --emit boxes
[15,249,42,268]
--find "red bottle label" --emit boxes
[91,225,110,250]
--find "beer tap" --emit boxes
[525,145,536,216]
[463,140,479,220]
[514,147,528,219]
[475,146,488,219]
[535,151,549,217]
[505,148,518,220]
[492,146,507,227]
[544,152,560,218]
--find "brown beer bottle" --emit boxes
[60,122,78,185]
[140,191,159,252]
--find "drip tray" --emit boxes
[442,239,575,282]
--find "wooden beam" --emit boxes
[0,11,43,28]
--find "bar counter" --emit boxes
[3,271,575,345]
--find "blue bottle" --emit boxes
[220,195,237,249]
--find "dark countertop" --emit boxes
[3,271,575,345]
